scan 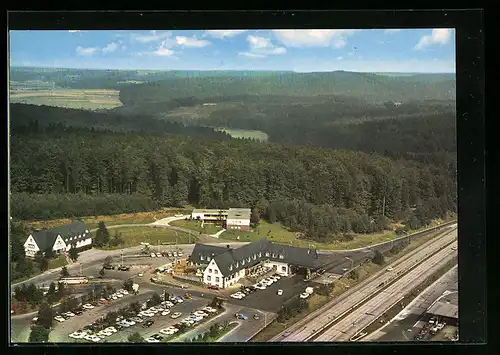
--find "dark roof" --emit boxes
[188,243,229,265]
[211,237,325,277]
[31,221,90,251]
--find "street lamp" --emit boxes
[345,257,354,270]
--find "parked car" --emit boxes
[54,316,66,322]
[208,285,219,290]
[171,312,182,319]
[167,252,173,257]
[145,337,160,343]
[156,253,162,258]
[161,310,171,316]
[254,314,260,320]
[300,293,310,299]
[143,320,155,327]
[178,252,184,257]
[277,289,283,296]
[235,313,248,320]
[386,267,394,272]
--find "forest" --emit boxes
[10,122,456,242]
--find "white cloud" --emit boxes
[414,29,452,50]
[241,35,287,58]
[175,36,211,47]
[238,52,266,58]
[133,30,172,43]
[154,47,175,56]
[205,30,247,39]
[102,42,119,54]
[337,56,343,60]
[76,46,99,56]
[68,30,80,33]
[272,29,356,48]
[384,29,401,34]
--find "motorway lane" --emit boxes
[315,242,457,342]
[271,228,457,342]
[365,265,458,342]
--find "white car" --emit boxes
[161,310,171,316]
[121,290,129,295]
[146,337,160,343]
[151,253,156,258]
[149,308,160,314]
[156,253,162,258]
[193,311,208,317]
[105,327,118,333]
[190,315,203,322]
[254,284,266,290]
[112,295,118,300]
[54,316,66,322]
[138,273,144,277]
[69,332,85,339]
[300,293,310,299]
[116,293,124,298]
[202,307,217,313]
[140,311,154,317]
[277,289,283,296]
[125,320,136,326]
[164,301,174,307]
[171,312,182,319]
[167,252,173,257]
[386,267,394,272]
[83,304,94,309]
[65,312,76,317]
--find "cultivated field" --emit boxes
[9,89,122,110]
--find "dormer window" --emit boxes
[241,260,245,265]
[78,234,81,238]
[229,265,233,271]
[235,262,239,268]
[247,257,251,262]
[279,254,284,259]
[253,254,257,260]
[207,257,211,261]
[258,252,262,257]
[265,252,270,257]
[200,255,205,261]
[272,253,276,258]
[65,239,68,242]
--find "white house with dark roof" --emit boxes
[189,237,325,289]
[24,221,92,257]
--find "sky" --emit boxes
[9,29,456,73]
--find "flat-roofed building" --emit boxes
[191,209,228,223]
[226,208,251,231]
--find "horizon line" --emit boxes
[10,65,455,75]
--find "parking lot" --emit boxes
[222,274,317,313]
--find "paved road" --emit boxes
[270,227,457,342]
[364,265,458,342]
[314,241,457,341]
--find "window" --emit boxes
[279,254,284,259]
[229,265,233,271]
[282,266,287,272]
[83,233,86,237]
[209,269,213,273]
[265,252,270,257]
[207,275,211,281]
[215,277,220,282]
[214,269,218,274]
[258,252,262,257]
[200,255,205,261]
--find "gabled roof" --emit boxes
[30,221,90,251]
[209,237,327,277]
[188,243,229,265]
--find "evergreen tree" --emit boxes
[69,245,79,261]
[29,325,50,343]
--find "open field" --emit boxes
[23,207,191,231]
[169,219,223,235]
[9,89,122,110]
[102,226,195,250]
[216,128,269,142]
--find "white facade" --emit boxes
[226,218,250,228]
[65,236,92,250]
[52,235,67,252]
[203,259,224,288]
[23,235,40,257]
[264,260,290,276]
[223,268,245,288]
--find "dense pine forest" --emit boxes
[9,68,457,242]
[10,122,456,242]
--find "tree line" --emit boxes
[10,126,456,240]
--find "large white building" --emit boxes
[24,221,92,258]
[188,237,324,289]
[191,208,251,231]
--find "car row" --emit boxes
[253,274,282,290]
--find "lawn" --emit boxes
[24,207,192,232]
[100,226,196,250]
[219,221,297,243]
[48,254,68,269]
[169,219,223,235]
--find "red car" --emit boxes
[208,285,219,290]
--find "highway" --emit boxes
[314,241,457,341]
[363,264,458,342]
[270,227,457,342]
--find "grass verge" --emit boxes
[99,227,196,250]
[169,219,222,235]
